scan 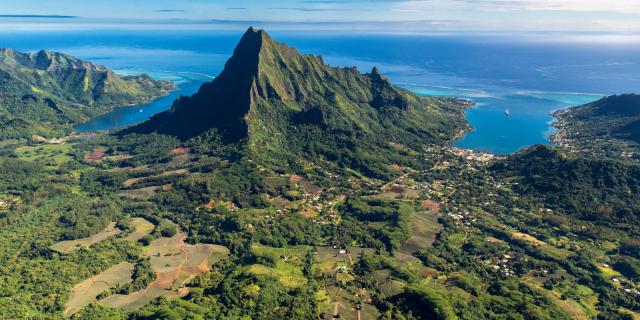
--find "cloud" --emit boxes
[0,14,77,19]
[268,7,354,12]
[390,0,640,14]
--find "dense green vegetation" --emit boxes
[492,145,640,224]
[1,28,639,320]
[340,198,412,251]
[124,27,468,180]
[0,48,174,140]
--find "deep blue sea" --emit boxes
[2,30,639,153]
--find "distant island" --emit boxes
[0,48,174,140]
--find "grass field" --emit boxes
[51,222,122,253]
[15,143,73,166]
[117,184,172,198]
[247,263,308,288]
[64,261,135,316]
[522,270,598,319]
[247,244,311,288]
[597,263,623,279]
[123,169,189,188]
[122,218,155,242]
[511,231,572,259]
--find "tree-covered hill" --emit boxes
[553,94,640,160]
[123,27,469,179]
[492,144,640,224]
[0,48,174,139]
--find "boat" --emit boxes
[504,108,510,116]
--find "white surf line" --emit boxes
[114,67,216,79]
[515,90,607,97]
[396,82,490,96]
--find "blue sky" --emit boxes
[1,0,639,32]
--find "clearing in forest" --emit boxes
[99,226,229,310]
[64,261,135,316]
[247,244,311,288]
[51,221,122,253]
[122,218,155,242]
[396,209,442,263]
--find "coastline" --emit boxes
[547,108,576,153]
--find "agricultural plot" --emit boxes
[51,222,122,253]
[397,209,442,262]
[522,270,599,319]
[313,246,380,319]
[117,184,172,198]
[373,269,405,297]
[374,185,420,200]
[287,174,323,195]
[319,285,379,320]
[510,231,572,259]
[64,261,135,316]
[15,143,73,165]
[122,218,155,242]
[65,220,229,313]
[83,147,107,162]
[247,244,311,288]
[99,226,229,310]
[123,169,189,188]
[313,248,349,274]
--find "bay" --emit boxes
[1,30,637,153]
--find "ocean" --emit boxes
[2,29,639,153]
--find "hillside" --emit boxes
[492,144,640,223]
[553,94,640,161]
[0,48,174,139]
[123,27,468,178]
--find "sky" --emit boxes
[1,0,640,33]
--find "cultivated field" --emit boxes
[64,262,135,316]
[397,209,442,263]
[99,225,229,310]
[51,222,122,253]
[247,244,311,288]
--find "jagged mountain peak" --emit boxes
[123,28,467,168]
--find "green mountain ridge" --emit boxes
[493,144,640,223]
[553,94,640,160]
[123,27,468,177]
[0,48,174,139]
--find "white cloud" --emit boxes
[392,0,640,13]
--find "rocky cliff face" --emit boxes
[124,27,467,176]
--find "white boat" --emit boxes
[504,108,510,116]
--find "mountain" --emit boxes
[123,27,468,178]
[0,48,174,139]
[553,94,640,160]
